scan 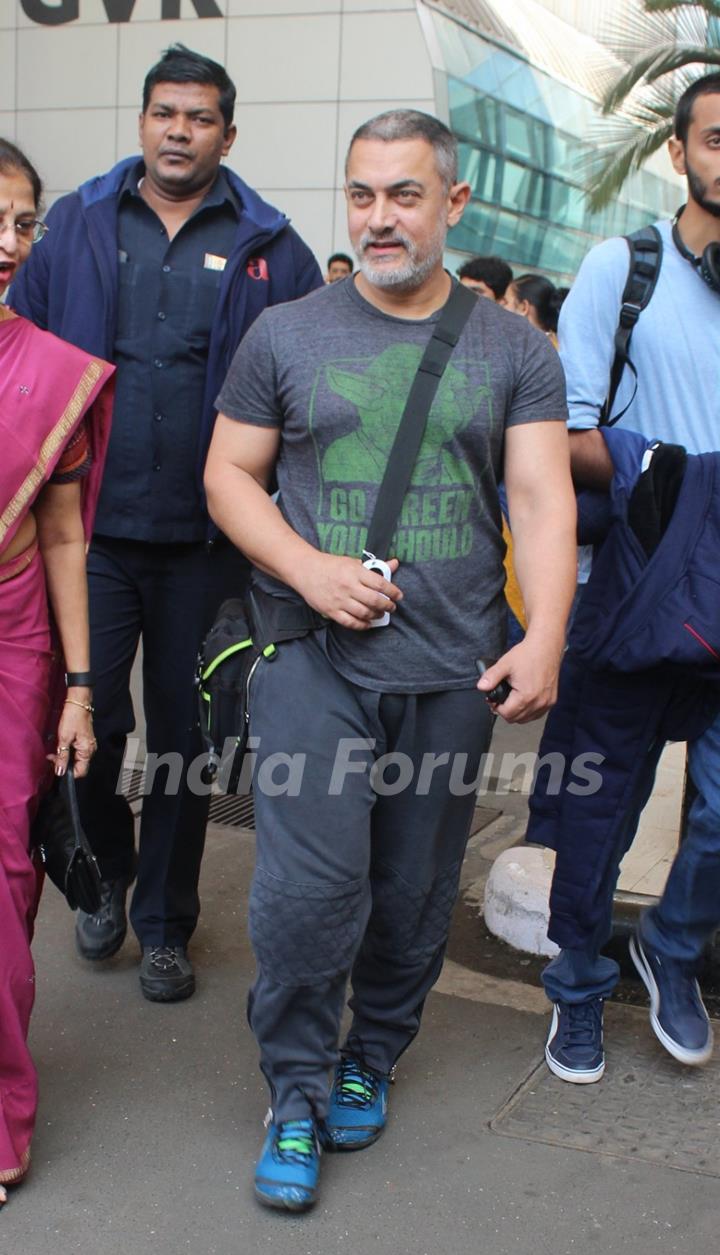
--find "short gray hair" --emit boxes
[346,110,458,190]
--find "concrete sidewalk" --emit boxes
[2,778,715,1255]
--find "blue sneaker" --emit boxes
[545,999,605,1083]
[630,929,713,1066]
[322,1057,389,1151]
[254,1116,320,1211]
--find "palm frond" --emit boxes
[645,0,720,19]
[641,43,720,80]
[588,2,720,208]
[585,118,675,212]
[604,43,720,112]
[603,46,690,112]
[602,5,707,60]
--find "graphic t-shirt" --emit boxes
[215,278,567,693]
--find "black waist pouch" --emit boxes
[196,589,325,794]
[196,598,270,794]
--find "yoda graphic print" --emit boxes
[312,343,492,564]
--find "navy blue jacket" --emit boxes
[570,428,720,675]
[10,157,323,504]
[527,428,720,949]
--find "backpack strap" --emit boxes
[601,225,662,427]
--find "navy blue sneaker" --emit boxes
[322,1057,389,1151]
[629,929,713,1066]
[545,999,605,1083]
[254,1116,320,1211]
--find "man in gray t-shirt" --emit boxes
[216,274,564,692]
[206,109,577,1213]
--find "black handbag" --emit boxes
[32,757,103,913]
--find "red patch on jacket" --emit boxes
[247,257,269,281]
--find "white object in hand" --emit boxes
[362,553,392,628]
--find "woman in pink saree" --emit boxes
[0,140,114,1204]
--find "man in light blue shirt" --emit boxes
[543,71,720,1084]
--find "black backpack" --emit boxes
[601,225,663,426]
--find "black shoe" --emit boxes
[139,946,195,1003]
[75,877,129,961]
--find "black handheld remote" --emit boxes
[475,658,512,705]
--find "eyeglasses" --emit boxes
[0,217,49,244]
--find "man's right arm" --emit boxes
[204,415,402,631]
[558,237,630,490]
[569,429,614,489]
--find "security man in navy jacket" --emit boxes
[11,44,323,1002]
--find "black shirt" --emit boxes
[94,163,241,542]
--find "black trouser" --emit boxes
[247,632,494,1122]
[76,536,249,946]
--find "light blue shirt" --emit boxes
[559,218,720,455]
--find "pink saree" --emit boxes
[0,311,114,1187]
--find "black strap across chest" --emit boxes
[363,280,478,560]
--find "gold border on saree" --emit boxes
[0,361,104,547]
[0,538,39,584]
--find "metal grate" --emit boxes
[119,776,498,838]
[492,1003,720,1177]
[119,767,255,830]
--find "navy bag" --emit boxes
[569,429,720,676]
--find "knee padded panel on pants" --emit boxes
[363,860,463,962]
[250,866,367,986]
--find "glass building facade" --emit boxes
[421,3,681,284]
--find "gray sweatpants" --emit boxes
[247,631,494,1122]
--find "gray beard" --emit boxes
[357,247,441,290]
[355,227,447,291]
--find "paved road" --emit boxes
[1,814,712,1255]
